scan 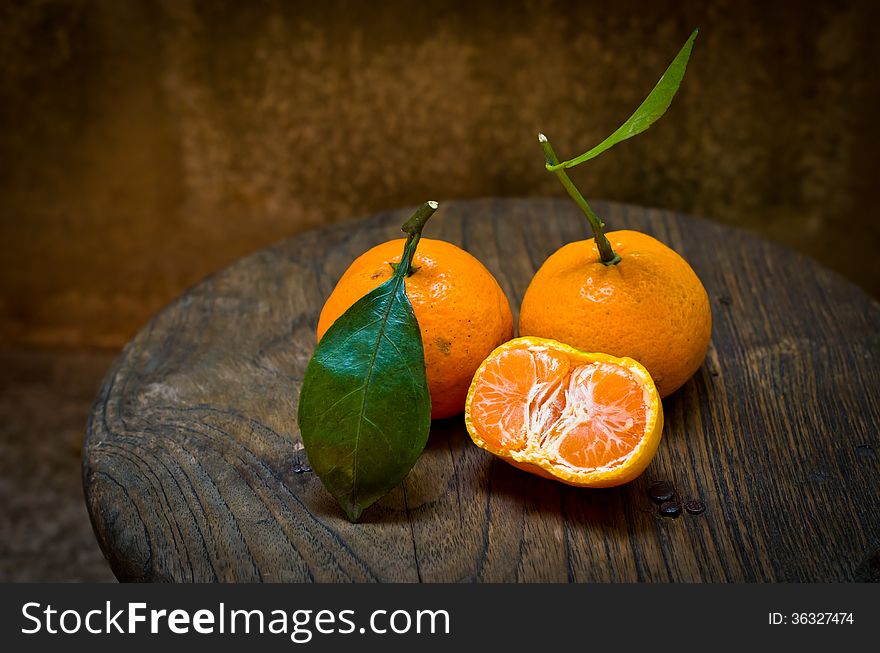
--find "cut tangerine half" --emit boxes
[464,337,663,487]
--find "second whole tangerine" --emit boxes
[518,229,711,398]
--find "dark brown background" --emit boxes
[1,0,878,581]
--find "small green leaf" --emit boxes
[548,28,698,171]
[297,203,436,522]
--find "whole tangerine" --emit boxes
[317,237,514,419]
[518,229,711,397]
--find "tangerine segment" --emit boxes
[465,337,663,488]
[551,363,647,469]
[467,347,569,451]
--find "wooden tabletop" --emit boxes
[82,199,880,582]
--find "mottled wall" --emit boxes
[2,0,878,349]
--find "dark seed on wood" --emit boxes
[649,481,676,504]
[684,499,706,515]
[659,501,682,518]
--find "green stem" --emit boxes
[394,201,438,278]
[539,134,620,265]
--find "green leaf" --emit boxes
[549,28,698,171]
[297,204,435,522]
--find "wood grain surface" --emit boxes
[82,199,880,582]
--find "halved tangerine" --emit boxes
[464,337,663,487]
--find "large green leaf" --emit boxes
[297,206,434,522]
[549,29,698,171]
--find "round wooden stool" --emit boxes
[82,199,880,582]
